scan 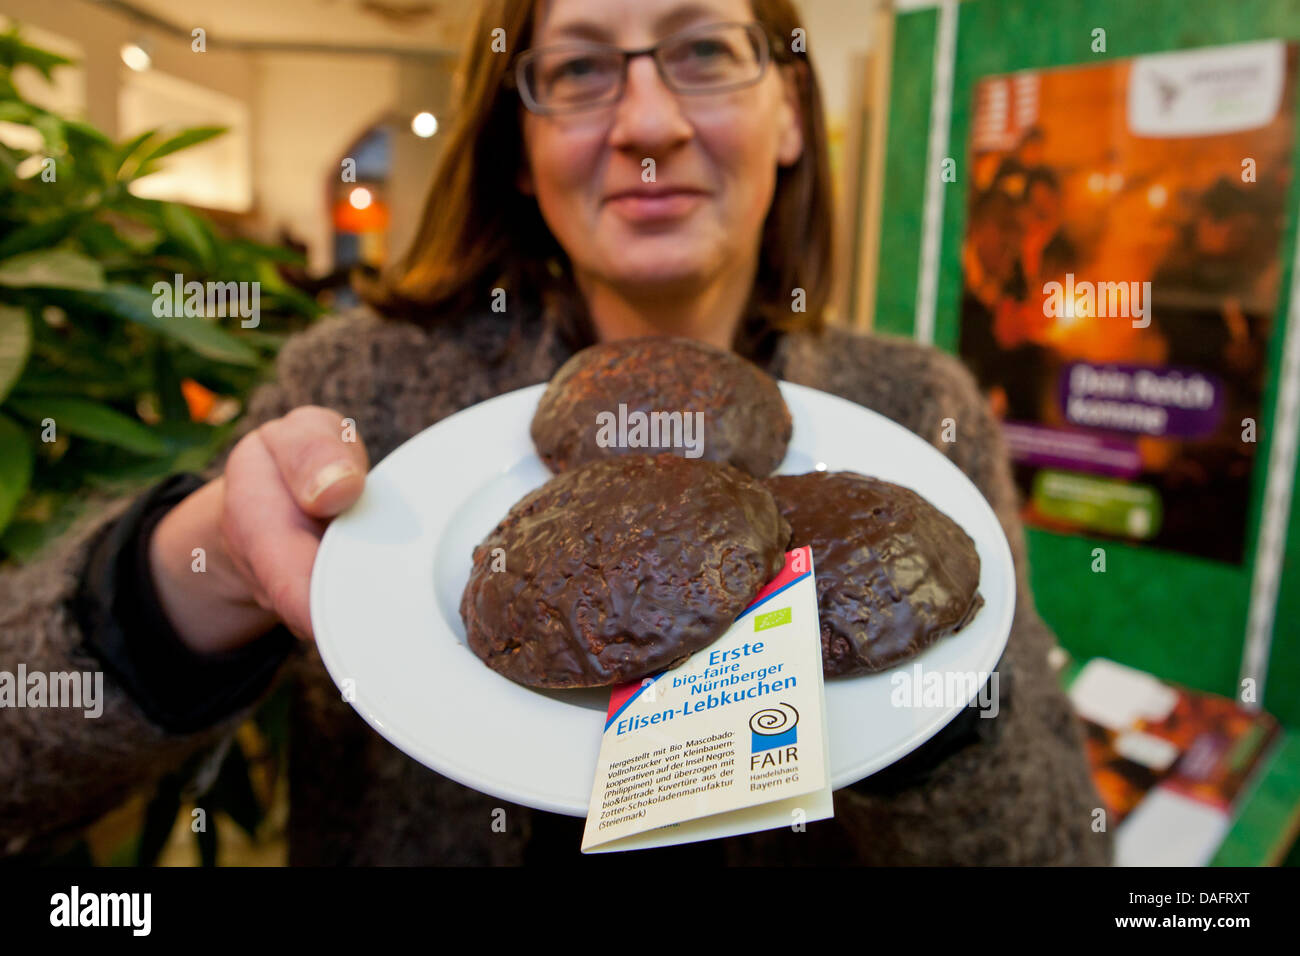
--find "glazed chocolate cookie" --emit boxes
[764,472,983,677]
[530,336,792,478]
[462,454,791,688]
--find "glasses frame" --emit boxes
[511,20,777,116]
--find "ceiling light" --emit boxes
[121,42,152,72]
[411,112,438,138]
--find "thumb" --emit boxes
[257,406,370,519]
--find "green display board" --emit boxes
[874,0,1300,727]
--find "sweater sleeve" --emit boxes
[0,364,302,858]
[74,472,295,734]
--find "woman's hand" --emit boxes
[148,406,369,653]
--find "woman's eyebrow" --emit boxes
[538,4,727,46]
[540,19,615,44]
[654,3,727,36]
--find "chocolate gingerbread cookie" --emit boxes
[530,336,792,478]
[764,471,983,677]
[462,454,791,688]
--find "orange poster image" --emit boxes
[959,41,1296,564]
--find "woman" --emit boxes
[0,0,1110,865]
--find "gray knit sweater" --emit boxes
[0,304,1112,865]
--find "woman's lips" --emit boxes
[604,189,708,223]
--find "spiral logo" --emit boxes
[749,702,799,736]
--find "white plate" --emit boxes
[311,382,1015,816]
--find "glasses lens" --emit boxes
[523,47,623,111]
[659,24,764,91]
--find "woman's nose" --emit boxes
[607,57,693,155]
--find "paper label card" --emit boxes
[581,546,832,853]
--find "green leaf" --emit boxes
[6,396,169,456]
[0,212,84,260]
[9,372,138,402]
[196,802,219,866]
[62,119,111,147]
[72,219,134,259]
[220,237,307,265]
[105,212,163,251]
[113,128,158,179]
[135,775,182,866]
[162,203,214,270]
[0,248,104,290]
[234,329,290,350]
[0,304,31,404]
[82,454,181,489]
[262,286,321,320]
[63,122,116,186]
[153,343,189,422]
[125,160,163,182]
[0,72,19,106]
[0,412,34,535]
[31,112,66,154]
[77,422,234,491]
[0,101,33,124]
[208,740,265,838]
[0,141,23,175]
[74,285,259,367]
[140,126,226,163]
[0,492,84,565]
[0,31,76,81]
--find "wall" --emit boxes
[800,0,883,124]
[1,0,460,275]
[0,0,255,136]
[252,52,400,273]
[387,57,454,273]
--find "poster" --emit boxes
[958,40,1296,564]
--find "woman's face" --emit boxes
[520,0,804,292]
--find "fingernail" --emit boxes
[306,462,359,505]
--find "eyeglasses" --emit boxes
[512,21,775,116]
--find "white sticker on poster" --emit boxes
[1128,40,1285,137]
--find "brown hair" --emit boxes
[365,0,835,358]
